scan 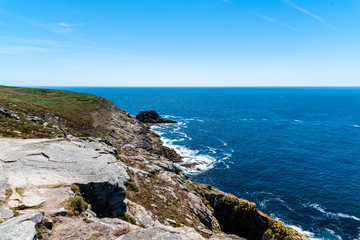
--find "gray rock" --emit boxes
[119,227,186,240]
[46,208,67,216]
[0,211,44,240]
[0,206,14,220]
[0,138,129,217]
[123,144,135,150]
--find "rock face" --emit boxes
[0,137,129,217]
[119,226,186,240]
[0,86,308,240]
[0,211,44,240]
[136,110,178,124]
[189,183,307,240]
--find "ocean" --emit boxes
[49,87,360,240]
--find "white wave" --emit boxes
[157,134,216,173]
[352,124,360,128]
[325,229,342,240]
[294,119,302,123]
[308,203,360,221]
[309,203,327,214]
[221,152,232,161]
[179,132,192,140]
[287,225,322,240]
[259,199,270,208]
[207,146,218,154]
[163,115,177,119]
[335,213,360,221]
[220,140,228,146]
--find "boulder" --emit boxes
[0,211,44,240]
[0,206,14,220]
[136,110,177,124]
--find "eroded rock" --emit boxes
[136,110,178,124]
[0,211,44,240]
[0,137,129,217]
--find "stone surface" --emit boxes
[119,227,186,240]
[0,206,14,220]
[136,110,178,124]
[46,208,68,217]
[0,137,129,217]
[0,211,44,240]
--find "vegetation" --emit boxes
[5,188,12,200]
[126,182,138,192]
[123,214,136,224]
[113,226,130,236]
[66,196,89,216]
[0,85,108,138]
[15,187,25,197]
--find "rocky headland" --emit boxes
[136,110,178,124]
[0,86,308,240]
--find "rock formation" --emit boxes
[0,86,308,240]
[136,110,178,124]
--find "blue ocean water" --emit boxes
[50,87,360,240]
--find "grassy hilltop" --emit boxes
[0,85,108,138]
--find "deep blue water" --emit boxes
[48,87,360,240]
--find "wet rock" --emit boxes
[136,110,177,124]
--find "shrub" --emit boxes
[114,226,130,236]
[66,196,88,216]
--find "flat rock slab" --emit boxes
[119,227,186,240]
[0,211,44,240]
[0,138,129,216]
[0,206,14,220]
[0,138,128,188]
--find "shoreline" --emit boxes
[149,119,324,240]
[0,85,309,240]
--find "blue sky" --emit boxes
[0,0,359,86]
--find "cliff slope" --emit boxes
[0,86,308,240]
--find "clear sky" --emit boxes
[1,0,360,86]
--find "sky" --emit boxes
[0,0,360,86]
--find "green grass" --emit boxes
[0,85,109,138]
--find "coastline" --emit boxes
[150,122,321,240]
[0,86,309,240]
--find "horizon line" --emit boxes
[18,85,360,88]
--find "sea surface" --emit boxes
[49,87,360,240]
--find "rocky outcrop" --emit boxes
[90,103,156,151]
[0,211,44,240]
[0,137,129,217]
[0,86,308,240]
[188,183,308,240]
[136,110,178,124]
[119,226,186,240]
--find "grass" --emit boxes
[0,85,108,138]
[65,196,89,216]
[124,214,137,224]
[15,187,25,197]
[126,182,139,192]
[113,226,130,236]
[5,188,12,200]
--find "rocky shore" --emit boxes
[0,86,308,240]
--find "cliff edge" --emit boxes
[0,86,308,240]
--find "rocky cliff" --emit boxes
[0,86,308,240]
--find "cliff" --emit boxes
[0,86,308,240]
